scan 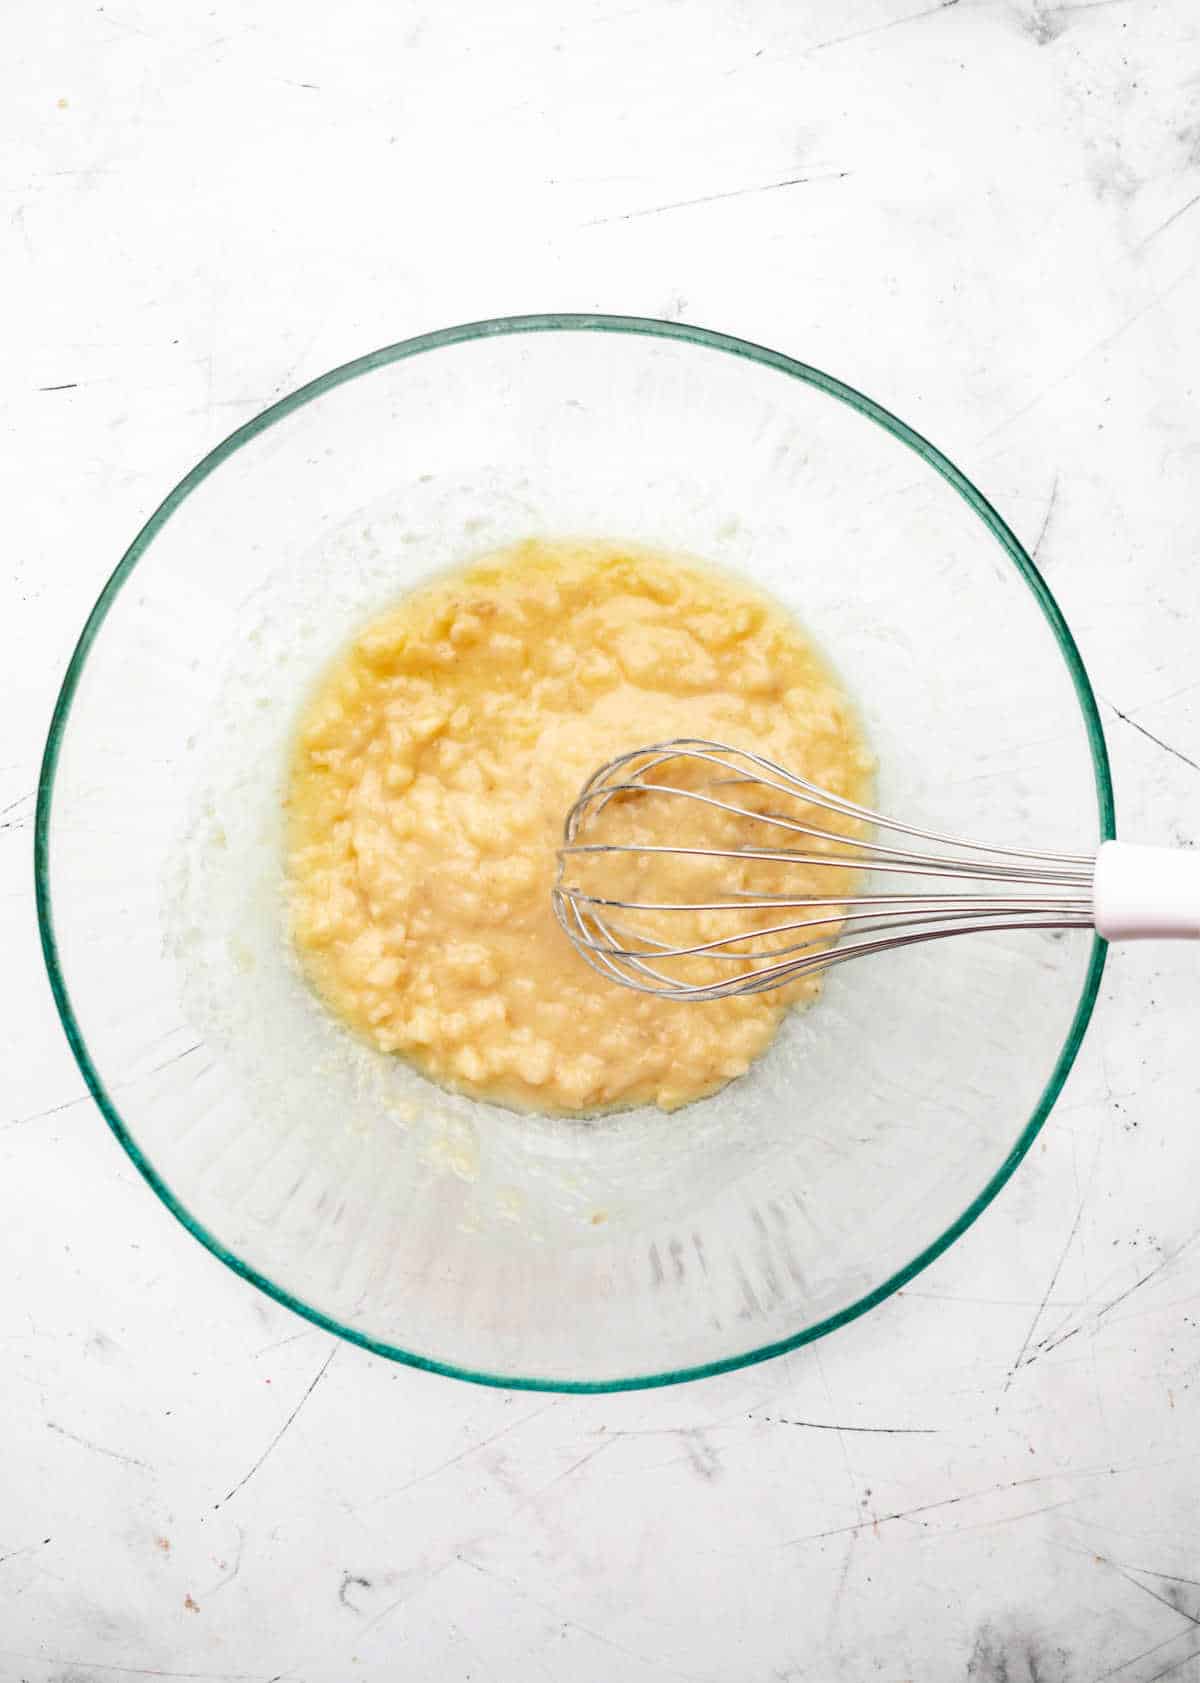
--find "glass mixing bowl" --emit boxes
[36,316,1113,1391]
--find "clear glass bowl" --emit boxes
[37,316,1113,1391]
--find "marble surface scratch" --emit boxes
[214,1347,337,1509]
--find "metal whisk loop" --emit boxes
[552,740,1096,1001]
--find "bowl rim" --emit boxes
[35,312,1115,1393]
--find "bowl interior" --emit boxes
[38,318,1111,1389]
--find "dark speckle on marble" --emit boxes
[680,1428,723,1483]
[339,1570,372,1611]
[1014,1,1066,48]
[968,1620,1073,1682]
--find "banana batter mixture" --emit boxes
[285,539,872,1113]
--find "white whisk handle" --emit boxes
[1093,841,1200,942]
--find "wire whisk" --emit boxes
[552,739,1198,1001]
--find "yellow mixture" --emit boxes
[285,540,873,1113]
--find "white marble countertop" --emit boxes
[4,1,1199,1677]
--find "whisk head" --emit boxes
[552,739,1096,1001]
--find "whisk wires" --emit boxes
[553,739,1095,1001]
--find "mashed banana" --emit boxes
[285,540,872,1113]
